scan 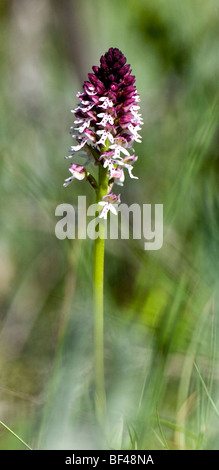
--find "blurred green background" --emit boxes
[0,0,219,450]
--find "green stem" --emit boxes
[93,164,108,424]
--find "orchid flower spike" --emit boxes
[63,47,143,215]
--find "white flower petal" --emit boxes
[109,204,118,215]
[70,139,87,151]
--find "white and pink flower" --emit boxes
[63,48,143,217]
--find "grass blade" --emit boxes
[194,361,219,419]
[0,420,32,450]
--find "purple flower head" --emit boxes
[63,48,143,213]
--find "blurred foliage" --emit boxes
[0,0,219,450]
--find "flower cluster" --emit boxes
[64,47,143,218]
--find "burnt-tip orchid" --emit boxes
[63,47,143,218]
[62,48,143,424]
